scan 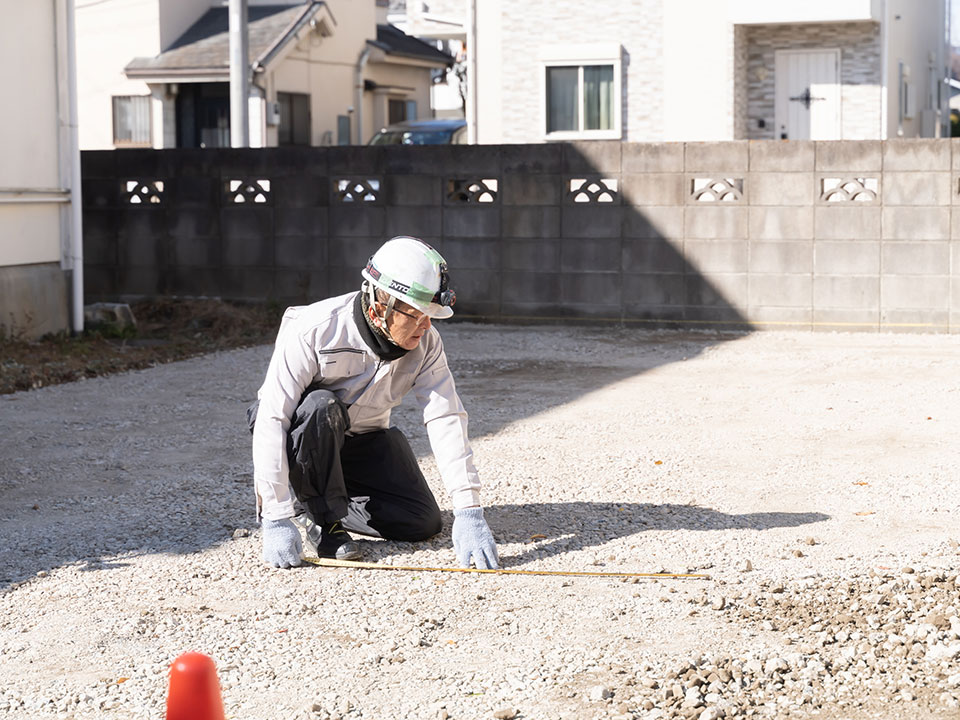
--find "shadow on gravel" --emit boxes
[477,501,829,568]
[342,502,829,568]
[0,144,761,589]
[0,504,253,591]
[0,329,752,591]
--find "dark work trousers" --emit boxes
[248,387,442,541]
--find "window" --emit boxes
[112,95,152,146]
[542,45,621,140]
[388,99,417,125]
[277,92,311,146]
[337,115,351,145]
[546,64,616,135]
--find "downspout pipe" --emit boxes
[66,0,84,334]
[355,46,371,144]
[466,0,477,144]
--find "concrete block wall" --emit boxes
[83,139,960,332]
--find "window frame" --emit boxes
[540,44,622,141]
[387,97,418,125]
[112,94,153,148]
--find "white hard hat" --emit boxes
[361,236,456,319]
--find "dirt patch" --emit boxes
[0,299,280,394]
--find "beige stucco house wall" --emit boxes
[257,1,443,145]
[473,0,948,143]
[77,0,450,149]
[76,0,213,149]
[0,0,78,338]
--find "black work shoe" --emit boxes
[316,521,362,561]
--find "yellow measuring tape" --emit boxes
[304,557,709,579]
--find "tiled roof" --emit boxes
[371,23,453,64]
[125,4,453,79]
[125,4,309,75]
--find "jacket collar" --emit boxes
[353,291,409,362]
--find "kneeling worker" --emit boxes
[249,236,499,570]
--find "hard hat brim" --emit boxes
[361,270,455,320]
[427,305,454,320]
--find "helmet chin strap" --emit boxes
[363,281,399,342]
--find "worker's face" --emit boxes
[381,300,431,350]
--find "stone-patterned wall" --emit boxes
[498,0,663,143]
[745,22,882,140]
[733,25,748,140]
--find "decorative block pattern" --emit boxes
[690,178,743,203]
[335,178,381,203]
[225,179,271,205]
[123,180,164,205]
[820,177,879,203]
[446,179,498,203]
[567,178,619,204]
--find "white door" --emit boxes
[774,49,841,140]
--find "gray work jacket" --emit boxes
[252,292,481,520]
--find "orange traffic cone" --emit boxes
[165,652,226,720]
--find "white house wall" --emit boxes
[406,0,466,23]
[75,0,162,149]
[884,0,949,138]
[744,22,883,140]
[728,0,880,24]
[475,0,946,143]
[0,0,71,337]
[662,0,732,141]
[476,0,503,143]
[0,0,63,264]
[0,207,62,268]
[480,0,664,144]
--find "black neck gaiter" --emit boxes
[354,291,409,362]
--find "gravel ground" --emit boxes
[1,324,959,720]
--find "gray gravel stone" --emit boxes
[1,327,959,719]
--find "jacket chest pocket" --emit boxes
[392,368,418,397]
[318,350,367,380]
[354,366,417,409]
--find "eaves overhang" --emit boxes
[123,2,337,83]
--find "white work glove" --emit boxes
[452,507,500,569]
[261,518,303,568]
